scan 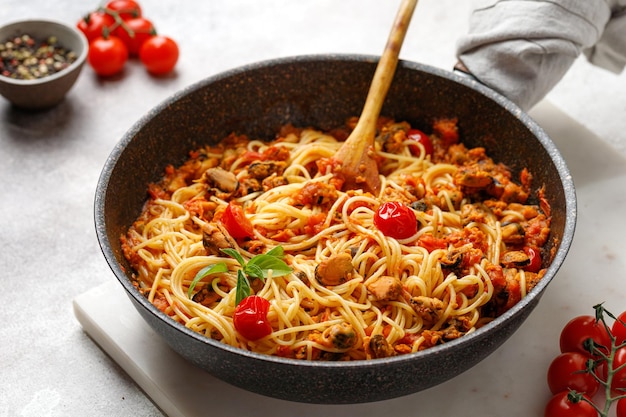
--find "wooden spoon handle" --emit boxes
[352,0,418,141]
[334,0,417,194]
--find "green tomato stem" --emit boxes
[588,303,624,417]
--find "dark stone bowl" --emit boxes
[94,55,576,404]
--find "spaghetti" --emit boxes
[121,116,552,361]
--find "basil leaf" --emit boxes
[214,245,291,306]
[221,248,247,267]
[244,262,265,281]
[265,245,284,258]
[235,270,251,306]
[187,262,229,298]
[248,254,292,278]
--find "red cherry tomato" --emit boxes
[139,35,179,75]
[544,391,597,417]
[233,295,272,340]
[406,128,433,157]
[106,0,142,20]
[87,36,128,76]
[77,11,115,43]
[374,201,417,240]
[523,246,542,273]
[560,315,611,357]
[600,346,626,395]
[113,17,155,55]
[617,397,626,417]
[612,310,626,346]
[547,352,599,396]
[221,202,254,239]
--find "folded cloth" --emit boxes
[456,0,626,111]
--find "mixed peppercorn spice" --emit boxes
[0,34,77,80]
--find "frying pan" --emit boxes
[95,54,576,404]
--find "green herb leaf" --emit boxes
[265,245,284,258]
[221,248,246,267]
[187,262,229,298]
[235,270,251,305]
[247,254,292,278]
[244,262,265,280]
[218,245,292,306]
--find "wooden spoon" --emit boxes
[333,0,418,195]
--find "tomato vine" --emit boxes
[77,1,179,76]
[545,304,626,417]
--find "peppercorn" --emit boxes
[0,34,77,80]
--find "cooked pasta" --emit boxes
[121,116,552,361]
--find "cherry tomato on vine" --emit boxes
[406,128,433,157]
[547,352,599,396]
[87,36,128,76]
[600,346,626,395]
[617,397,626,417]
[523,246,542,273]
[374,201,418,240]
[221,202,254,239]
[139,35,179,75]
[233,295,272,341]
[560,315,611,357]
[612,310,626,346]
[106,0,142,20]
[113,17,155,55]
[544,391,597,417]
[76,11,115,43]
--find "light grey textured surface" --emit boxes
[1,1,624,416]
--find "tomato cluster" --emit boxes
[77,0,179,76]
[545,308,626,417]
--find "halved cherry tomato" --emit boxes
[523,246,542,273]
[406,128,433,157]
[374,201,417,240]
[547,352,599,396]
[139,35,179,75]
[113,17,155,55]
[233,295,272,340]
[612,310,626,346]
[106,0,142,20]
[560,315,611,357]
[544,391,596,417]
[77,11,115,43]
[87,36,128,76]
[221,202,254,239]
